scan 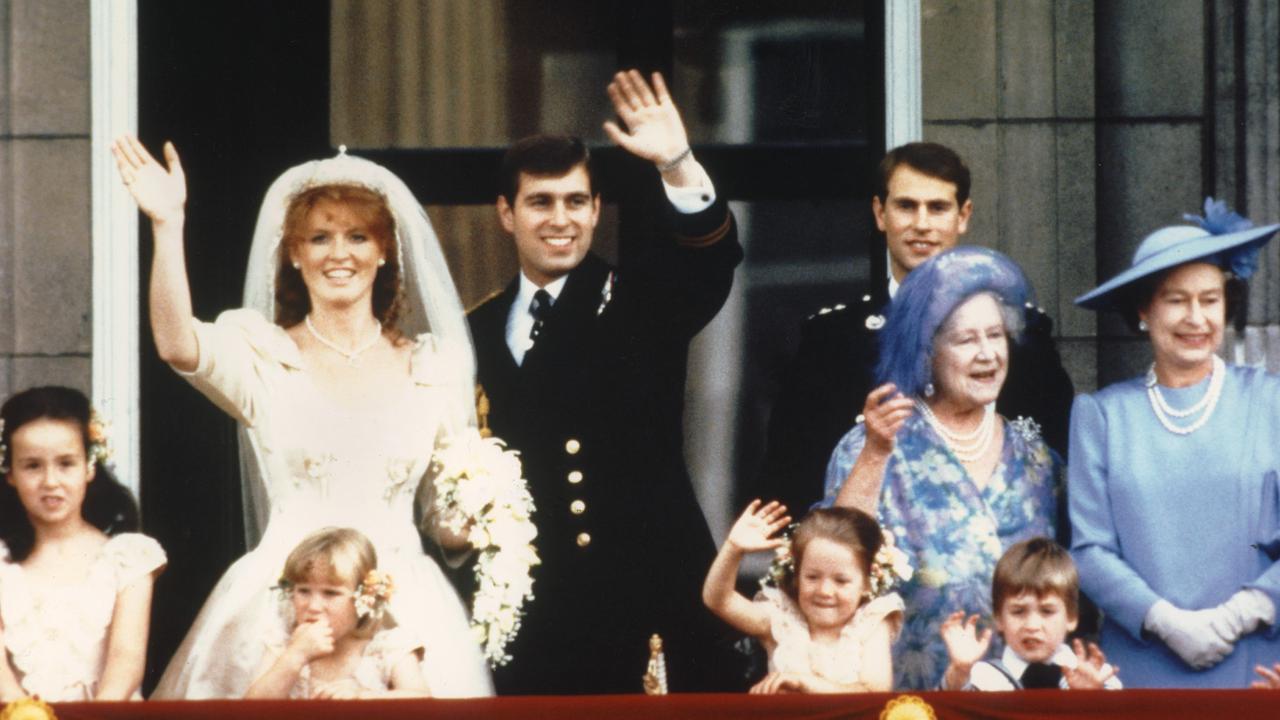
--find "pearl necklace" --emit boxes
[305,314,383,365]
[1145,355,1225,435]
[915,399,995,462]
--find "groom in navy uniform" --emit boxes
[468,70,741,694]
[757,142,1075,516]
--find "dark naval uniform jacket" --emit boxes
[755,277,1075,516]
[468,196,742,695]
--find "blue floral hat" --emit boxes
[1075,198,1280,311]
[876,246,1031,398]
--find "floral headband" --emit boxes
[867,531,914,597]
[0,410,113,472]
[762,526,913,599]
[354,569,395,621]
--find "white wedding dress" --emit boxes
[152,309,493,698]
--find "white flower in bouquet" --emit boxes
[432,427,540,667]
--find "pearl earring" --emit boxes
[292,261,300,270]
[378,258,386,267]
[924,382,936,398]
[1138,320,1149,332]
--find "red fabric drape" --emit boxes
[40,690,1280,719]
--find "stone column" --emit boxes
[921,0,1099,390]
[1,0,94,396]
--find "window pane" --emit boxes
[331,0,616,149]
[671,1,872,144]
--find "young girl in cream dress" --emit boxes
[0,386,166,701]
[248,528,429,699]
[703,501,903,693]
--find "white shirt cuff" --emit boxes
[661,162,717,214]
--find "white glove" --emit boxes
[1206,589,1276,641]
[1144,599,1235,669]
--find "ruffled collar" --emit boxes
[999,642,1077,678]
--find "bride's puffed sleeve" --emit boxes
[176,308,296,427]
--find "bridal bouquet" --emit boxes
[432,427,539,667]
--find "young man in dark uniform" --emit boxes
[757,143,1074,515]
[468,70,741,694]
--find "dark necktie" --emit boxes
[1020,661,1063,689]
[529,289,552,342]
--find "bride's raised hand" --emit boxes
[112,136,186,226]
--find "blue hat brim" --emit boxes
[1075,222,1280,310]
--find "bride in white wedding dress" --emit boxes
[112,137,493,698]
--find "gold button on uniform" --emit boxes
[570,499,586,515]
[576,532,592,547]
[565,439,581,455]
[568,470,583,484]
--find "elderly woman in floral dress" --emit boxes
[820,246,1059,689]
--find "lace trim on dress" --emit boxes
[755,585,904,685]
[0,534,165,701]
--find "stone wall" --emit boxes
[921,0,1280,390]
[0,0,93,398]
[922,0,1101,390]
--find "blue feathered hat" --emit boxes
[875,246,1031,398]
[1075,197,1280,311]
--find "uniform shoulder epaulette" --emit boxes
[466,288,506,314]
[806,302,849,321]
[1021,301,1055,334]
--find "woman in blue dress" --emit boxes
[1070,199,1280,688]
[822,246,1059,689]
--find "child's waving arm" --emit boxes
[702,500,790,639]
[94,574,156,700]
[939,611,992,690]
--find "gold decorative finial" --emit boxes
[642,633,668,695]
[1,697,57,720]
[880,695,936,720]
[475,385,492,438]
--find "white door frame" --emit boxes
[90,0,140,498]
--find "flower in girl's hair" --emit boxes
[353,569,395,621]
[87,410,114,469]
[760,524,798,590]
[867,530,913,597]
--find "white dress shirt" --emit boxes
[967,643,1123,691]
[506,274,567,365]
